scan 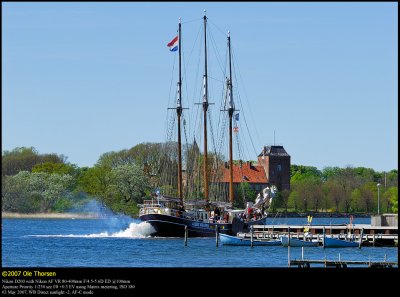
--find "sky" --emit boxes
[2,2,398,172]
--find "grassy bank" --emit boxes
[2,212,100,219]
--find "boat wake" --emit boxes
[27,222,156,239]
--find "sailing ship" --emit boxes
[139,11,275,237]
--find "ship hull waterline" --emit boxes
[139,213,266,237]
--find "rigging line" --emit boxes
[194,117,203,198]
[165,53,177,139]
[181,42,193,147]
[208,27,226,76]
[208,76,225,83]
[217,85,229,155]
[191,24,203,138]
[217,86,226,146]
[215,46,229,151]
[184,21,202,87]
[185,23,202,138]
[234,109,251,162]
[182,17,203,24]
[231,51,258,158]
[214,41,228,139]
[208,108,219,177]
[208,18,227,37]
[217,57,227,146]
[181,49,192,145]
[235,131,249,204]
[232,48,261,155]
[182,114,190,199]
[192,55,203,146]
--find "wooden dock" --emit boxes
[290,259,398,268]
[238,224,398,247]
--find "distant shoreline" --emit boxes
[268,212,371,218]
[2,211,371,219]
[1,212,100,219]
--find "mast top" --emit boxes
[228,31,230,37]
[204,9,206,17]
[179,17,181,24]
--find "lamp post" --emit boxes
[377,183,381,215]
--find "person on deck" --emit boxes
[214,207,221,221]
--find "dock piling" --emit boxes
[215,225,219,247]
[359,228,364,249]
[287,227,291,267]
[184,225,188,246]
[250,225,254,248]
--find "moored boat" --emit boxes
[219,233,281,246]
[323,236,359,248]
[280,235,319,247]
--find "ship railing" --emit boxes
[140,206,192,219]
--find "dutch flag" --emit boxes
[167,36,179,52]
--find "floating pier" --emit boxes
[289,258,398,268]
[237,224,398,247]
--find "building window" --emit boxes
[277,164,282,172]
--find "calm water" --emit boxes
[2,216,397,267]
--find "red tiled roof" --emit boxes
[221,163,267,183]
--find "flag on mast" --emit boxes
[167,36,179,52]
[234,113,239,121]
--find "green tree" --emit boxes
[2,171,39,213]
[77,166,111,198]
[306,177,323,212]
[321,183,332,212]
[359,182,376,213]
[287,190,300,212]
[280,189,291,213]
[2,147,66,176]
[386,170,398,188]
[236,182,256,208]
[291,165,322,182]
[2,171,73,213]
[384,187,398,213]
[32,162,78,176]
[108,164,150,204]
[350,188,363,212]
[325,180,342,212]
[321,166,341,181]
[28,172,74,212]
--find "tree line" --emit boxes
[1,145,398,216]
[272,165,398,214]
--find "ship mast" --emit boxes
[202,10,209,203]
[177,18,183,203]
[227,31,235,204]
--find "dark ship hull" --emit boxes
[139,213,266,237]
